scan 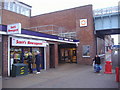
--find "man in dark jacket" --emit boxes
[94,55,101,65]
[27,52,33,74]
[35,51,41,74]
[93,55,101,73]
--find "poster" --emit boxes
[83,45,90,57]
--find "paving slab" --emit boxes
[2,64,119,88]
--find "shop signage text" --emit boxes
[7,23,21,34]
[58,37,73,42]
[80,19,87,27]
[12,37,47,47]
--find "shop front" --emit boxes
[9,37,48,76]
[0,24,79,76]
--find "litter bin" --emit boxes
[11,63,28,77]
[104,61,112,74]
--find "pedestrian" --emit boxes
[92,58,95,69]
[27,52,33,74]
[35,51,41,74]
[93,55,102,73]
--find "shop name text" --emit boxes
[16,40,42,45]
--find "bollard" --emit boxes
[104,61,112,74]
[116,67,119,82]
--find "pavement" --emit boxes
[2,63,119,88]
[112,50,119,69]
[0,76,2,90]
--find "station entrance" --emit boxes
[58,44,77,64]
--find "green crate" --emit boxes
[11,63,28,77]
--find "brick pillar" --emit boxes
[0,35,2,76]
[3,35,8,76]
[46,46,50,70]
[54,43,58,67]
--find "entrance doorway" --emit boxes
[58,44,77,64]
[49,44,55,68]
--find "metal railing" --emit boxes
[25,25,77,39]
[93,6,119,16]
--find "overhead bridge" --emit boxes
[94,6,120,38]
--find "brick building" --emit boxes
[30,5,96,64]
[0,0,96,76]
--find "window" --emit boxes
[16,4,20,13]
[25,8,30,16]
[14,3,17,12]
[10,2,13,11]
[4,2,8,9]
[12,2,17,12]
[4,1,31,17]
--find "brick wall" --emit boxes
[54,43,58,66]
[3,35,8,76]
[0,35,2,76]
[2,5,97,76]
[75,5,96,64]
[2,9,30,28]
[30,7,76,33]
[30,5,96,65]
[46,46,50,70]
[46,41,58,68]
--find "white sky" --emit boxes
[19,0,120,16]
[19,0,119,45]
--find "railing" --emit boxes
[93,6,119,16]
[25,25,77,39]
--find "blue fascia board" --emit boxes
[0,25,79,43]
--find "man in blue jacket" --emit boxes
[35,51,41,74]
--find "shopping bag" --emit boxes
[99,65,102,70]
[92,61,95,67]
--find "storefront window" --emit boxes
[10,47,22,70]
[10,47,22,63]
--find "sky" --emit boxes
[19,0,120,16]
[19,0,120,44]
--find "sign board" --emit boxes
[12,37,48,47]
[80,19,87,27]
[7,23,21,34]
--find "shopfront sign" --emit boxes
[80,19,87,27]
[12,37,47,47]
[7,23,21,34]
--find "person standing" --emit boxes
[27,52,33,74]
[35,51,41,74]
[93,55,101,73]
